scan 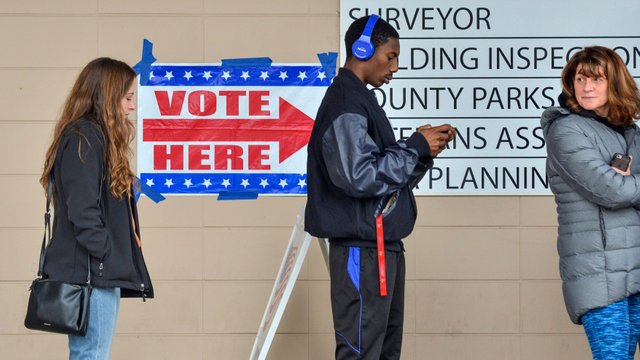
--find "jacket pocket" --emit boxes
[381,190,416,240]
[598,207,607,249]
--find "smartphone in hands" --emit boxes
[611,153,631,171]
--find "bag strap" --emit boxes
[36,181,53,279]
[39,174,104,285]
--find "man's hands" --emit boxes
[417,124,456,157]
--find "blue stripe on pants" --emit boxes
[336,246,362,354]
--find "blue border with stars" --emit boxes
[145,64,329,87]
[140,173,307,195]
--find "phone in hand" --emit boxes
[611,153,631,171]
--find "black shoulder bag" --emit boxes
[24,178,93,336]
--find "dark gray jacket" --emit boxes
[44,118,153,299]
[305,68,432,249]
[541,106,640,324]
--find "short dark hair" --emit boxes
[345,15,399,59]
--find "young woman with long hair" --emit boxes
[40,57,153,359]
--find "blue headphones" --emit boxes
[352,15,380,61]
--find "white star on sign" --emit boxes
[184,179,193,188]
[240,179,250,188]
[164,178,174,188]
[203,71,212,80]
[297,179,307,188]
[164,71,174,80]
[183,71,193,80]
[259,179,269,188]
[146,178,155,187]
[260,71,269,80]
[278,179,288,188]
[221,71,231,80]
[221,178,231,188]
[279,71,288,81]
[203,179,212,188]
[241,71,250,80]
[149,71,155,79]
[317,71,327,81]
[297,71,307,81]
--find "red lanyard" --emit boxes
[376,214,387,297]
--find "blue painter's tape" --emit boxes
[217,190,259,200]
[221,57,272,68]
[135,177,166,203]
[133,39,157,86]
[317,52,338,80]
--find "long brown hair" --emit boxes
[40,57,137,198]
[561,46,640,126]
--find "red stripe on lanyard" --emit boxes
[376,214,387,297]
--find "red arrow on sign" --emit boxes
[143,97,314,163]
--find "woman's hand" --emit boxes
[612,155,632,176]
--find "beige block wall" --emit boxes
[0,1,625,359]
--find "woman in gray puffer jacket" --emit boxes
[541,46,640,359]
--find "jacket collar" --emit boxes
[338,68,366,87]
[337,67,379,103]
[558,93,628,135]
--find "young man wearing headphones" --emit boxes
[305,15,455,360]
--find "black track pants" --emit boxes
[330,244,405,360]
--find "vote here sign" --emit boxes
[137,63,330,195]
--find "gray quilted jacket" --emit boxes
[541,106,640,324]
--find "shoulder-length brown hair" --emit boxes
[40,57,137,198]
[561,46,640,126]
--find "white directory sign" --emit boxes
[341,0,640,195]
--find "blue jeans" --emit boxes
[582,293,640,360]
[69,287,120,360]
